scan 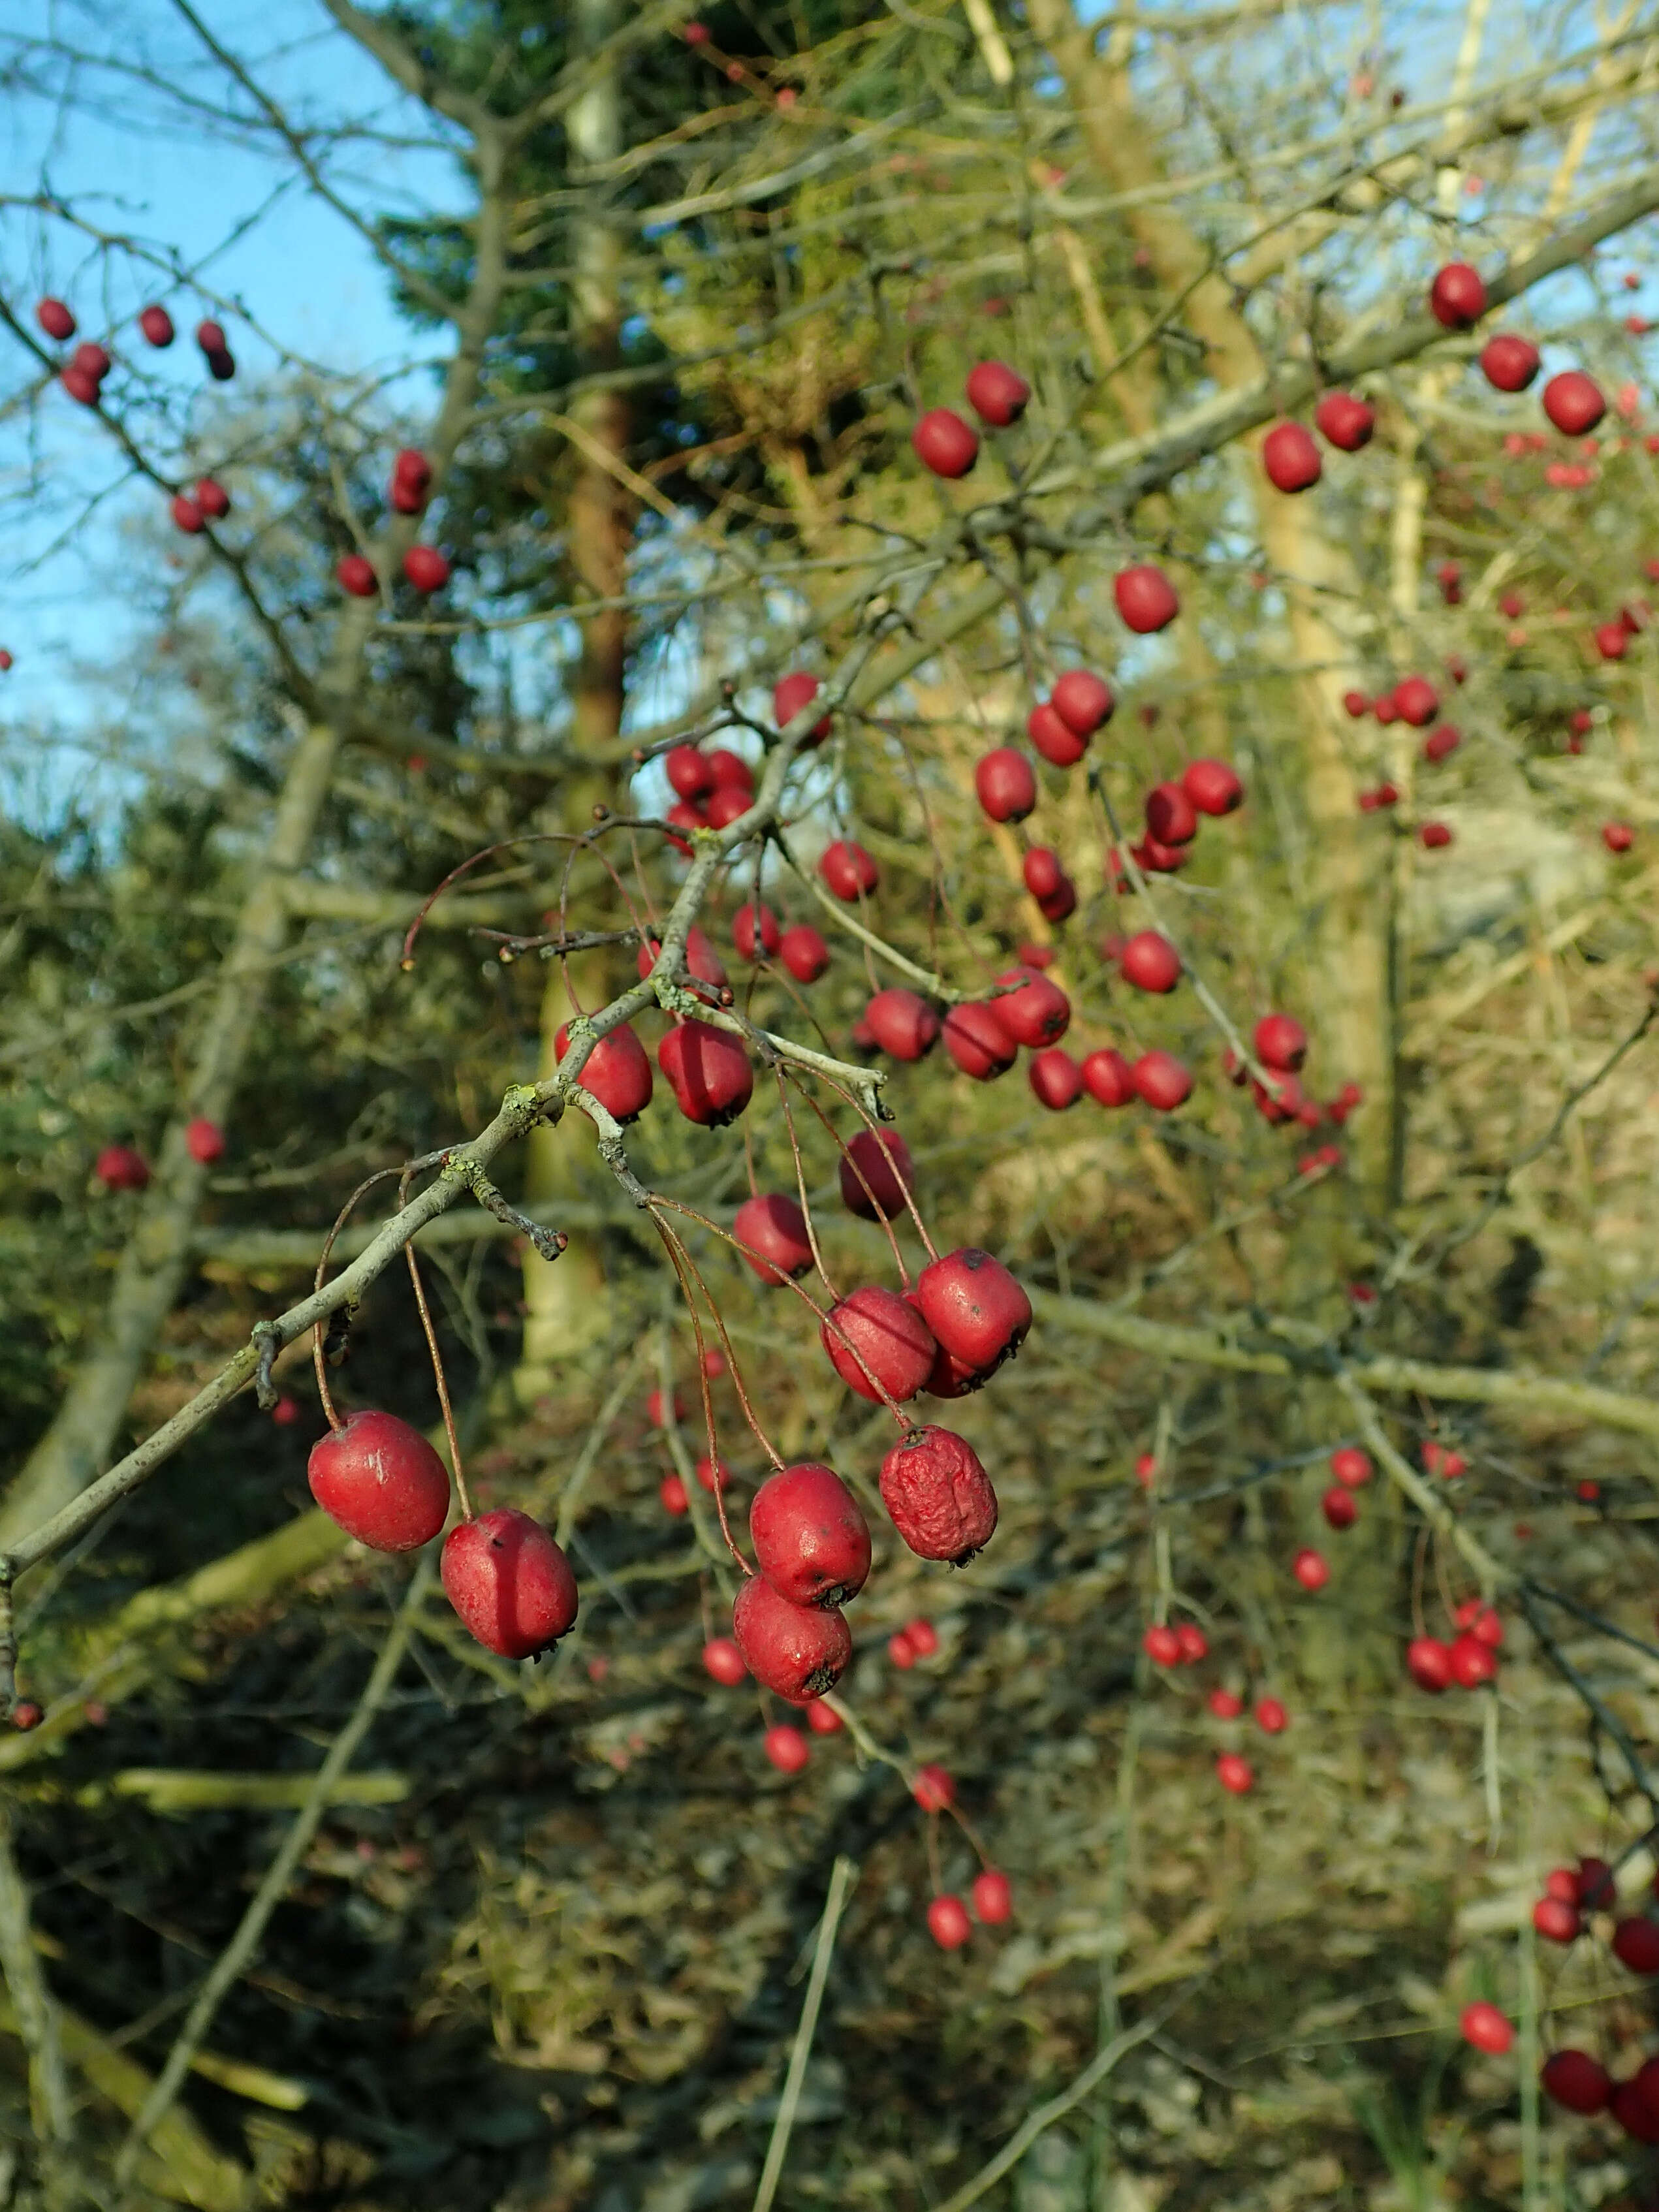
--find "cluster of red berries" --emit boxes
[1406,1598,1502,1692]
[332,451,454,597]
[37,296,234,402]
[92,1118,227,1192]
[1530,1858,1659,2140]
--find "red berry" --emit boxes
[912,407,979,477]
[10,1701,42,1732]
[733,902,781,960]
[913,1762,955,1812]
[1580,1855,1615,1908]
[1446,1633,1494,1688]
[1419,823,1453,850]
[665,744,714,800]
[821,839,878,900]
[1604,821,1634,853]
[703,1636,747,1685]
[774,671,831,742]
[1322,1485,1357,1530]
[441,1509,577,1658]
[988,966,1070,1047]
[839,1128,915,1220]
[779,923,830,981]
[764,1724,810,1775]
[974,747,1037,823]
[1120,932,1181,994]
[1314,392,1376,449]
[1216,1752,1254,1795]
[184,1116,225,1164]
[308,1409,452,1551]
[1613,1918,1659,1974]
[695,1453,729,1494]
[735,1575,851,1703]
[972,1869,1013,1923]
[1532,1895,1579,1943]
[1132,1052,1192,1111]
[1540,2049,1611,2113]
[881,1427,998,1564]
[1051,669,1114,736]
[1422,723,1459,763]
[915,1248,1031,1376]
[1407,1635,1453,1692]
[1393,676,1438,727]
[751,1462,871,1609]
[865,988,940,1062]
[1114,564,1178,633]
[71,341,110,381]
[1480,333,1540,391]
[965,360,1030,426]
[1262,420,1322,492]
[1145,782,1198,847]
[1254,1696,1288,1734]
[1028,701,1087,767]
[645,1387,685,1430]
[1081,1047,1136,1107]
[1429,262,1486,328]
[1331,1447,1372,1489]
[170,496,204,535]
[943,1002,1018,1081]
[1029,1047,1082,1111]
[271,1395,299,1427]
[36,297,76,341]
[660,1474,689,1515]
[733,1192,814,1284]
[1460,2002,1513,2055]
[1543,370,1605,436]
[805,1698,843,1734]
[1182,757,1243,814]
[889,1630,917,1669]
[1292,1547,1329,1592]
[658,1020,753,1126]
[402,545,450,593]
[1544,1867,1578,1904]
[927,1893,973,1948]
[821,1286,938,1403]
[194,477,229,520]
[61,365,101,405]
[1143,1624,1182,1665]
[1175,1624,1208,1664]
[1254,1013,1307,1072]
[556,1020,654,1124]
[1022,847,1065,901]
[905,1618,939,1657]
[338,554,377,597]
[1208,1688,1243,1719]
[195,319,227,354]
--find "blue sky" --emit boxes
[0,1,463,757]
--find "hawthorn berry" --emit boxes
[1216,1753,1254,1795]
[1540,2049,1611,2113]
[733,902,781,960]
[1460,2002,1513,2055]
[308,1410,451,1551]
[402,545,450,593]
[1262,421,1322,492]
[1429,261,1486,328]
[779,923,831,981]
[1029,1047,1082,1111]
[1254,1013,1307,1072]
[36,297,76,341]
[1144,1625,1182,1666]
[913,1763,955,1812]
[1114,564,1178,633]
[1120,932,1181,993]
[1322,1486,1357,1530]
[773,671,831,742]
[880,1425,998,1563]
[927,1894,973,1948]
[912,408,979,477]
[1314,392,1375,449]
[703,1637,748,1686]
[821,839,878,900]
[839,1128,915,1220]
[11,1702,42,1732]
[733,1192,814,1284]
[658,1020,753,1126]
[1532,1896,1579,1943]
[1208,1688,1244,1719]
[1081,1048,1136,1108]
[988,966,1070,1047]
[765,1724,811,1775]
[1133,1052,1192,1110]
[865,988,940,1062]
[1331,1447,1372,1488]
[889,1630,917,1669]
[915,1248,1031,1376]
[666,744,714,800]
[1051,669,1114,736]
[1175,1624,1208,1664]
[1292,1548,1329,1591]
[972,1869,1013,1924]
[1613,1918,1659,1974]
[441,1509,578,1659]
[1480,334,1540,391]
[964,359,1030,426]
[821,1286,938,1402]
[338,554,377,597]
[943,1002,1018,1081]
[1254,1697,1288,1734]
[751,1462,872,1609]
[975,748,1037,823]
[1145,782,1198,847]
[1183,757,1244,814]
[1543,370,1605,435]
[556,1020,654,1124]
[732,1574,851,1703]
[805,1698,843,1734]
[184,1116,225,1164]
[660,1474,689,1515]
[1406,1636,1453,1692]
[1028,701,1088,767]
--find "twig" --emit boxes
[0,1801,74,2158]
[114,1553,434,2183]
[750,1856,859,2212]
